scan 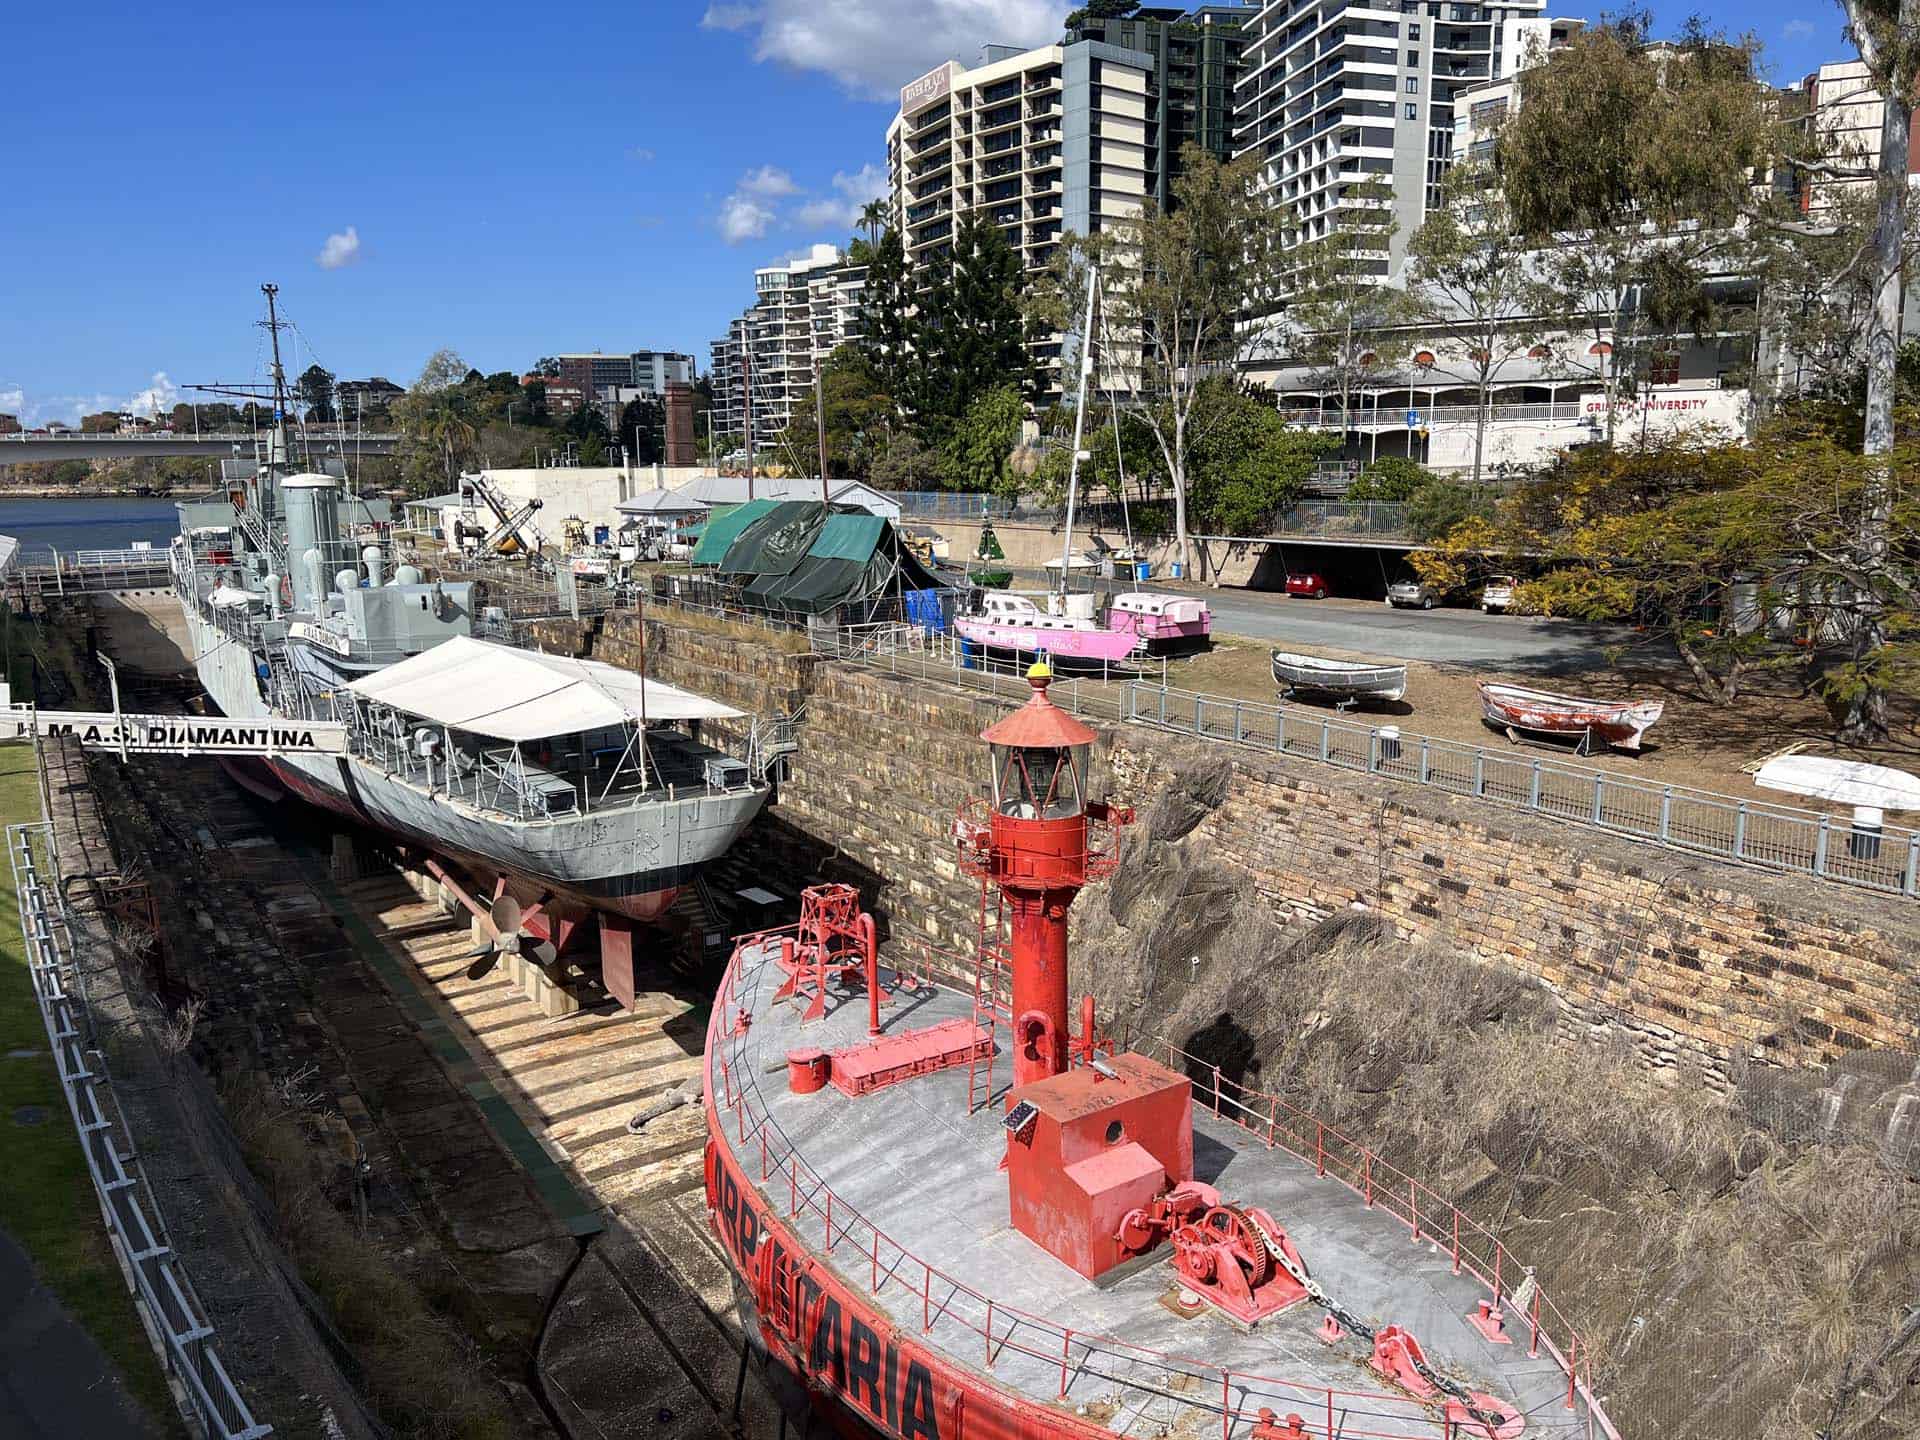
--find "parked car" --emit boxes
[1387,576,1440,609]
[1481,574,1518,613]
[1285,572,1330,598]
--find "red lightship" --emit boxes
[704,664,1617,1440]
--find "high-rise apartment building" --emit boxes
[707,244,868,450]
[709,319,748,443]
[1785,60,1920,217]
[1065,4,1255,209]
[1234,0,1551,270]
[888,41,1154,396]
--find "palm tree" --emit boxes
[858,198,889,252]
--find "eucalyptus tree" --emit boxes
[1498,17,1779,442]
[1281,177,1409,444]
[1029,145,1291,576]
[1822,0,1920,739]
[1404,158,1549,487]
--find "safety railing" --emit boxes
[8,817,271,1438]
[807,631,1918,899]
[1136,1036,1613,1435]
[706,939,1612,1440]
[1122,683,1920,898]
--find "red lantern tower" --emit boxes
[968,662,1128,1086]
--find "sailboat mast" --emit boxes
[1059,258,1098,594]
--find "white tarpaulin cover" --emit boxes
[346,635,743,741]
[1754,755,1920,811]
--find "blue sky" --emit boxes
[0,0,1857,426]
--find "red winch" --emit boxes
[1115,1181,1313,1325]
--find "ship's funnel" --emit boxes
[283,473,341,612]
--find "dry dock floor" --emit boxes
[325,866,788,1439]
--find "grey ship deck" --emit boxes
[707,937,1612,1440]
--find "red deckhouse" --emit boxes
[704,664,1616,1440]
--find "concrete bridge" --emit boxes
[0,430,399,464]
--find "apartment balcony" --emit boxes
[907,127,952,157]
[978,108,1023,140]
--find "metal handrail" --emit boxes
[1122,683,1920,898]
[799,620,1918,900]
[8,817,271,1439]
[705,938,1611,1440]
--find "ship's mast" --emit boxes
[259,282,294,480]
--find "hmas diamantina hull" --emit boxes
[182,603,764,923]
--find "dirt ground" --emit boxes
[1163,629,1920,816]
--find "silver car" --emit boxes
[1481,574,1518,613]
[1387,577,1438,609]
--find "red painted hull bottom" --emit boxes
[260,760,679,945]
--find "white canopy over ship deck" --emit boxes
[345,635,740,742]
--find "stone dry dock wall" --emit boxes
[532,607,1920,1078]
[1108,740,1920,1078]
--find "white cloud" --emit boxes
[702,3,757,31]
[793,163,890,229]
[719,192,777,243]
[4,371,183,427]
[739,164,801,197]
[1782,19,1815,39]
[629,145,657,162]
[711,0,1069,100]
[316,225,362,270]
[127,371,181,416]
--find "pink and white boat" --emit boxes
[1479,681,1664,752]
[954,591,1141,662]
[1104,591,1212,650]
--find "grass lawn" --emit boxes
[0,740,181,1431]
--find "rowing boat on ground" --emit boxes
[1478,682,1663,752]
[1270,650,1408,704]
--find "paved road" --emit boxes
[0,1225,160,1440]
[1198,591,1626,674]
[1004,570,1630,674]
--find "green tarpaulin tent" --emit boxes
[706,501,945,616]
[690,499,778,566]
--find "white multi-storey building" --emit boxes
[708,244,868,452]
[1233,0,1555,268]
[888,41,1154,398]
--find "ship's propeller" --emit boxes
[464,894,559,979]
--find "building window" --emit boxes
[1406,103,1419,118]
[1406,76,1418,92]
[1410,23,1421,38]
[1406,50,1418,66]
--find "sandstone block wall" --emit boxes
[537,606,1920,1075]
[1106,740,1920,1076]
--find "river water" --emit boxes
[0,496,179,557]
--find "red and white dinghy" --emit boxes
[1478,681,1665,751]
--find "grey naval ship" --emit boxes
[171,285,780,968]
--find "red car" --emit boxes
[1285,572,1330,598]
